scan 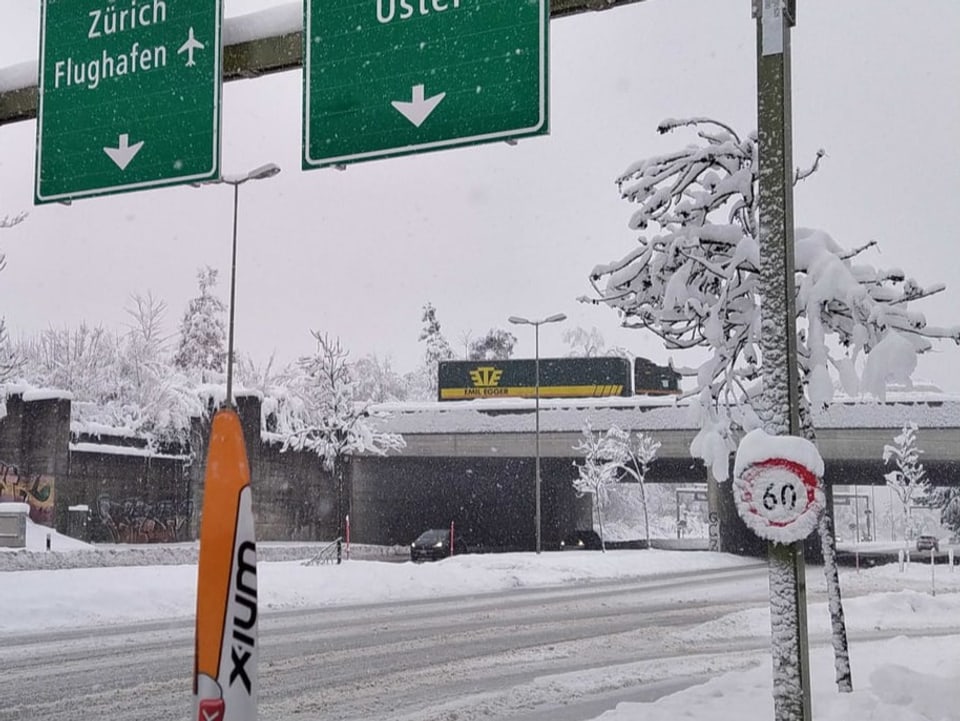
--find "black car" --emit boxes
[916,535,940,553]
[559,529,603,550]
[410,528,467,562]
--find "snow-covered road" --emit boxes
[6,558,959,721]
[3,563,775,721]
[4,520,960,721]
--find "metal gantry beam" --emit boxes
[0,0,648,127]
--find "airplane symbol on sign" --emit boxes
[178,27,205,67]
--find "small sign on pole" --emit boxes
[733,429,825,545]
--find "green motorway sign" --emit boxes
[303,0,548,169]
[35,0,221,204]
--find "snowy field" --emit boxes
[3,517,959,721]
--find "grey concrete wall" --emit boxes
[3,390,954,554]
[0,395,68,527]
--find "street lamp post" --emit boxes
[508,312,566,554]
[205,163,281,406]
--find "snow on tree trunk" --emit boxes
[640,482,651,548]
[797,381,853,692]
[817,509,853,692]
[595,493,606,553]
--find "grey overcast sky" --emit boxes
[1,0,958,391]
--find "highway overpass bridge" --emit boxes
[347,392,959,555]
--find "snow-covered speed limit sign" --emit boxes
[733,429,825,544]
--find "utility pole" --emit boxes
[752,2,812,720]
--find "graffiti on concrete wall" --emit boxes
[0,462,55,525]
[93,494,194,544]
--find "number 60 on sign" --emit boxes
[733,430,825,544]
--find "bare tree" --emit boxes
[572,422,621,551]
[604,427,660,547]
[0,211,27,231]
[562,326,606,357]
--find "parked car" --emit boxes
[410,528,468,562]
[916,535,940,553]
[559,530,603,550]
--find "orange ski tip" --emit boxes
[195,407,252,680]
[206,409,250,481]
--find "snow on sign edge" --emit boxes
[733,428,826,544]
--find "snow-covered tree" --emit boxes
[173,266,226,379]
[0,220,26,384]
[467,328,516,360]
[18,323,119,400]
[0,319,23,384]
[16,294,201,445]
[580,116,957,693]
[353,353,407,402]
[408,302,455,400]
[882,422,930,544]
[603,427,660,547]
[114,293,199,444]
[571,423,621,551]
[583,118,959,481]
[282,332,405,538]
[419,302,454,365]
[937,489,960,541]
[562,326,606,357]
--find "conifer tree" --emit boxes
[173,266,226,378]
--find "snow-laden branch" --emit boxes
[277,331,405,471]
[584,117,960,479]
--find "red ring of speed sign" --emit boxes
[740,458,819,528]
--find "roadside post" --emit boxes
[749,2,813,718]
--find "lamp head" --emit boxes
[508,316,529,325]
[247,162,281,181]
